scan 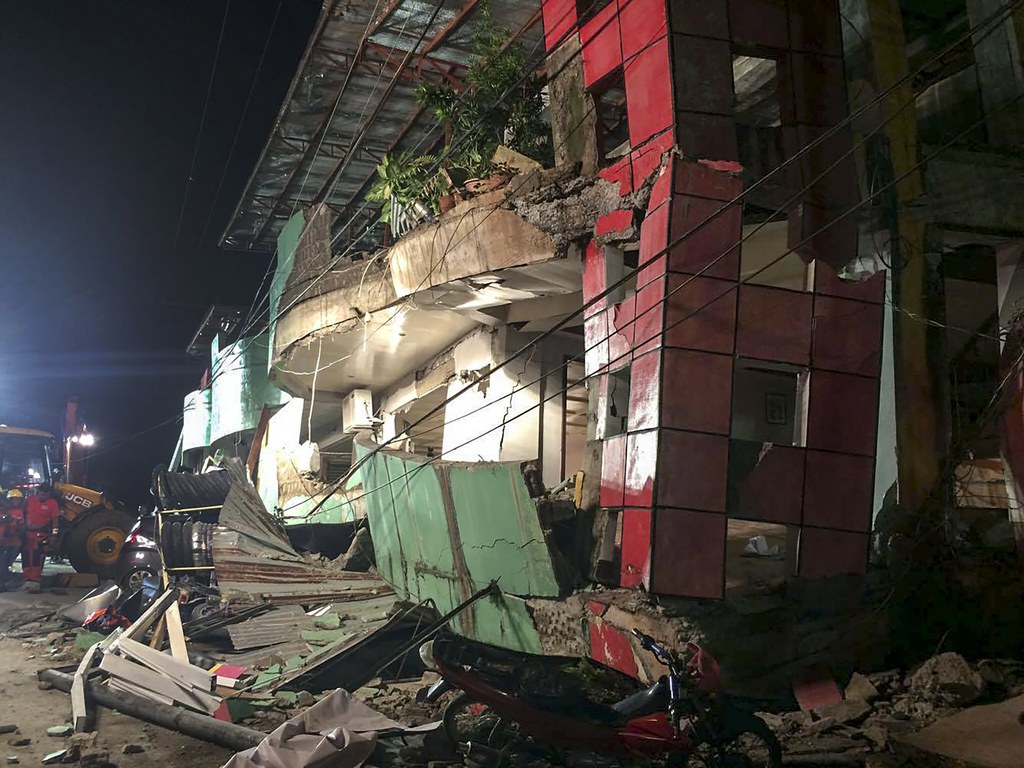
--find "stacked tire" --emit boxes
[161,520,216,569]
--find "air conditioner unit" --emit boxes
[342,389,375,432]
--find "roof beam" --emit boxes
[248,0,410,248]
[420,0,478,56]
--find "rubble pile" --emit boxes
[760,653,1024,763]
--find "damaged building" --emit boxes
[158,0,1024,695]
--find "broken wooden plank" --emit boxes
[149,615,167,650]
[116,637,213,692]
[165,601,188,661]
[123,589,177,641]
[106,676,175,707]
[99,653,219,713]
[71,642,100,732]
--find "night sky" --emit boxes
[0,1,321,504]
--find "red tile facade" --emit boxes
[541,0,881,601]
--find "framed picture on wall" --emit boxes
[764,393,787,425]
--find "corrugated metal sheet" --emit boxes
[213,478,393,605]
[221,0,544,254]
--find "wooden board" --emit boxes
[116,637,213,692]
[106,677,175,707]
[165,600,188,661]
[123,589,177,641]
[99,653,219,714]
[71,643,100,732]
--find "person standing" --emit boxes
[23,484,60,592]
[0,489,26,589]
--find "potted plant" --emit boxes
[366,151,440,224]
[415,4,551,195]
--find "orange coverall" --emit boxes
[22,495,60,583]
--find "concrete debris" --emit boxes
[5,758,17,765]
[908,652,985,706]
[40,751,65,765]
[5,740,28,748]
[120,745,144,755]
[903,694,1024,768]
[0,730,14,737]
[45,726,72,738]
[760,654,1022,762]
[844,673,879,702]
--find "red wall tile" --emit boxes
[672,34,734,116]
[664,273,737,354]
[674,160,743,202]
[675,112,738,162]
[625,37,675,147]
[619,0,669,61]
[727,0,789,49]
[788,202,858,271]
[789,0,843,56]
[650,509,726,597]
[634,277,666,355]
[806,371,879,457]
[584,309,611,375]
[632,129,675,185]
[667,0,729,40]
[600,433,627,508]
[581,2,623,85]
[596,209,635,236]
[657,429,728,511]
[639,202,670,285]
[660,349,733,435]
[620,507,653,588]
[583,240,607,306]
[803,450,874,532]
[668,195,742,279]
[599,154,634,194]
[610,295,636,367]
[812,295,883,377]
[736,285,812,365]
[798,527,869,578]
[542,0,578,51]
[588,617,641,677]
[728,441,804,524]
[625,429,659,508]
[629,349,661,432]
[789,53,848,127]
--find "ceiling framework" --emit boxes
[222,0,544,255]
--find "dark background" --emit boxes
[0,1,320,505]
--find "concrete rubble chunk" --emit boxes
[6,758,18,765]
[45,726,72,738]
[903,694,1024,768]
[120,745,144,754]
[909,652,985,706]
[813,698,872,725]
[0,730,14,737]
[40,751,65,765]
[844,672,879,702]
[6,740,28,748]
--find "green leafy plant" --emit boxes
[415,5,552,180]
[366,151,441,223]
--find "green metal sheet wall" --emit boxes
[355,442,557,652]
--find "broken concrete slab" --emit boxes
[814,699,872,725]
[844,672,879,702]
[909,652,985,706]
[902,694,1024,768]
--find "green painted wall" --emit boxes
[209,332,289,445]
[354,443,560,653]
[181,388,212,452]
[267,211,306,363]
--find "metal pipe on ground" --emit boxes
[37,668,265,752]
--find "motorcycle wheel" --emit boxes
[682,722,782,768]
[442,693,516,750]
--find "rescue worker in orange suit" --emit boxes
[0,489,26,590]
[22,484,60,592]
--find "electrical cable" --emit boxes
[169,0,232,260]
[193,0,284,270]
[288,85,1024,516]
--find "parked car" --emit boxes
[115,513,160,592]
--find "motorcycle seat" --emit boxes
[611,678,669,720]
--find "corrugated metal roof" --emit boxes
[221,0,543,254]
[213,477,394,605]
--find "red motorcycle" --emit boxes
[420,629,781,767]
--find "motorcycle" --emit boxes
[420,628,781,767]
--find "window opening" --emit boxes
[725,520,792,599]
[592,70,630,165]
[732,54,782,180]
[576,0,615,23]
[731,359,804,445]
